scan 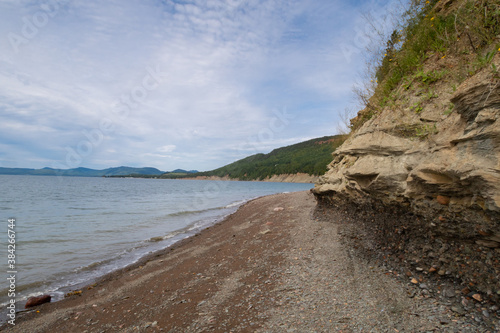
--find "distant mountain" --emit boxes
[171,169,198,174]
[0,166,166,177]
[161,135,347,181]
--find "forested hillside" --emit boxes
[176,135,346,181]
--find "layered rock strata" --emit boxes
[313,54,500,302]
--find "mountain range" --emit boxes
[161,135,346,180]
[1,135,345,179]
[0,166,198,177]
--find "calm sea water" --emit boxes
[0,175,312,310]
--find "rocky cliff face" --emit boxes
[314,52,500,243]
[313,52,500,304]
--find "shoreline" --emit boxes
[3,192,300,332]
[3,191,493,332]
[0,195,254,315]
[0,179,313,322]
[181,173,318,184]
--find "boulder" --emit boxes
[25,294,51,309]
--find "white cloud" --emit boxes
[0,0,395,171]
[157,145,176,153]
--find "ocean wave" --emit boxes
[224,199,248,208]
[147,231,182,243]
[18,237,71,245]
[68,207,106,211]
[167,206,223,217]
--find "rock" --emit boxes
[475,240,499,248]
[411,278,419,284]
[451,306,466,315]
[442,288,455,298]
[436,195,450,206]
[419,283,428,290]
[472,293,482,302]
[478,229,491,236]
[25,294,51,308]
[260,230,272,235]
[439,318,450,325]
[438,270,446,276]
[273,207,284,212]
[451,64,500,122]
[461,298,469,307]
[428,267,437,273]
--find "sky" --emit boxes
[0,0,400,172]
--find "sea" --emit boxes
[0,175,312,313]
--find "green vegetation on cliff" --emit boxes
[351,0,500,131]
[162,135,346,181]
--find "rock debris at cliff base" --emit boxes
[315,193,500,331]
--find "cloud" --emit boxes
[0,0,396,171]
[157,145,176,153]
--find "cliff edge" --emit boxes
[313,0,500,310]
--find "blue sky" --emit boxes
[0,0,398,171]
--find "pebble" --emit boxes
[439,318,450,325]
[442,289,455,298]
[451,306,466,315]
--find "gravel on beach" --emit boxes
[2,191,496,332]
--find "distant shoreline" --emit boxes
[0,173,318,183]
[181,173,318,184]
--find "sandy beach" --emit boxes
[1,191,490,332]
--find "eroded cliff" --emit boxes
[315,52,500,238]
[313,0,500,314]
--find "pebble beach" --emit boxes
[2,191,496,332]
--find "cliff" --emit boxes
[314,51,500,237]
[313,0,500,309]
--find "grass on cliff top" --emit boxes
[351,0,500,131]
